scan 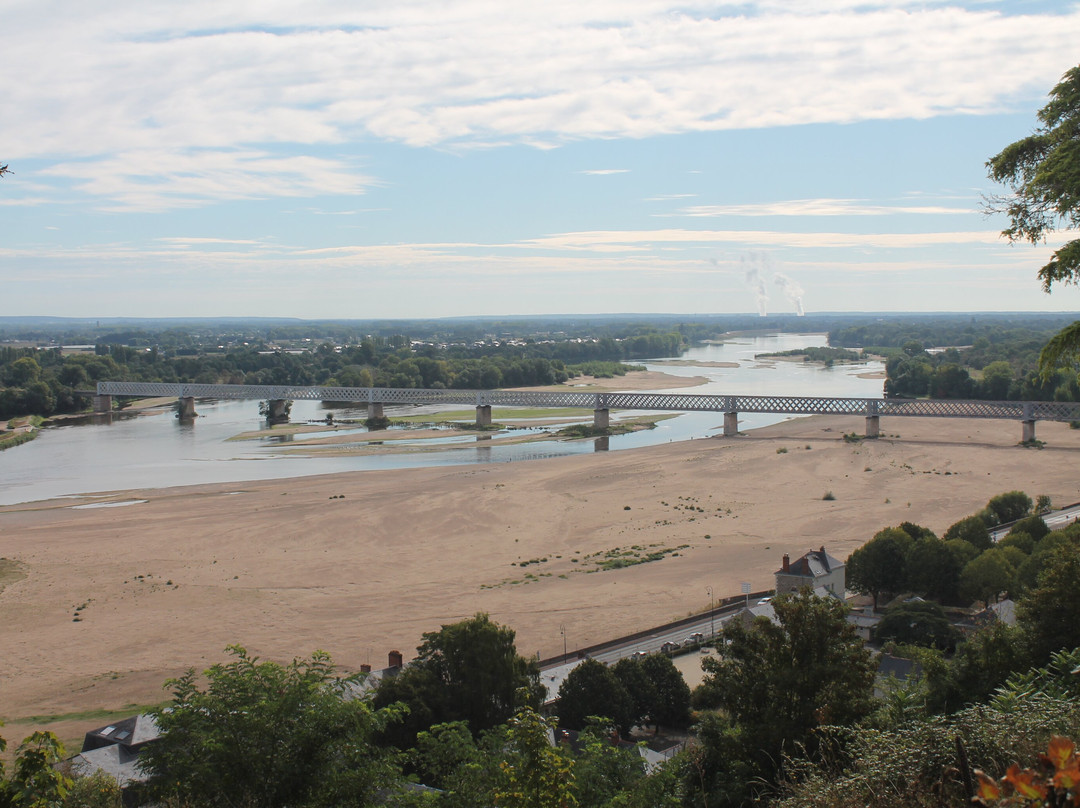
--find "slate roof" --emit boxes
[777,547,844,578]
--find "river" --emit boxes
[0,334,883,505]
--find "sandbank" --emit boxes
[2,414,1080,747]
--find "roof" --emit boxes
[777,547,845,579]
[69,743,147,786]
[82,714,160,753]
[876,653,922,683]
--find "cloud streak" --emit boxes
[1,2,1077,207]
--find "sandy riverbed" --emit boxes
[2,411,1080,745]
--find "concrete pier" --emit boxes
[593,408,609,429]
[865,415,880,438]
[476,405,492,426]
[1023,419,1037,443]
[93,394,112,413]
[724,411,738,437]
[177,396,197,420]
[368,402,384,419]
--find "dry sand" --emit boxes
[2,414,1080,746]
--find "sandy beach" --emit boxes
[2,409,1080,746]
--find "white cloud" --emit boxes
[675,198,975,217]
[0,2,1076,207]
[580,169,630,175]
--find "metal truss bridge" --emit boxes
[95,381,1080,440]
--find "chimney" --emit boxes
[820,545,826,554]
[388,650,403,669]
[359,663,372,673]
[782,554,790,572]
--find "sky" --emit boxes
[1,0,1079,320]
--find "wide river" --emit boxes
[0,334,884,506]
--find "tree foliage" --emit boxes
[556,660,633,735]
[700,589,876,766]
[1018,544,1080,665]
[138,646,404,808]
[374,613,542,747]
[987,65,1080,293]
[846,527,912,609]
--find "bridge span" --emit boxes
[93,381,1080,441]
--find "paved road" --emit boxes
[990,502,1080,541]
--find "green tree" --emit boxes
[7,358,41,386]
[873,600,959,651]
[846,527,912,610]
[959,548,1016,608]
[556,660,633,735]
[1018,544,1080,664]
[943,515,992,551]
[987,65,1080,377]
[611,657,655,731]
[985,490,1033,525]
[374,613,543,746]
[905,538,962,602]
[700,589,875,768]
[139,646,404,807]
[494,704,576,808]
[980,360,1015,399]
[638,653,691,731]
[571,719,646,808]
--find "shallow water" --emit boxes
[0,334,883,505]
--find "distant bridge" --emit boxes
[93,381,1080,441]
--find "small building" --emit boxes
[775,546,845,597]
[69,714,161,788]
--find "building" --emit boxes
[775,546,845,597]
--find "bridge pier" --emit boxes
[723,411,738,437]
[593,408,609,429]
[177,396,197,420]
[865,415,880,438]
[93,394,112,413]
[267,399,289,422]
[368,402,384,419]
[1023,419,1037,443]
[476,405,492,426]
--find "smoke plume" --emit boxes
[773,272,805,316]
[739,254,770,317]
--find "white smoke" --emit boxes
[738,254,770,317]
[773,272,805,316]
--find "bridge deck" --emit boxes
[94,381,1080,422]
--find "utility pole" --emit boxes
[560,624,567,665]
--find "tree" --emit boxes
[943,515,992,551]
[494,704,576,808]
[846,527,912,609]
[873,600,960,651]
[374,613,543,746]
[985,490,1033,525]
[959,548,1016,608]
[905,538,962,602]
[987,65,1080,377]
[638,653,692,730]
[138,646,405,807]
[556,660,633,735]
[980,360,1015,399]
[1018,544,1080,664]
[700,589,875,767]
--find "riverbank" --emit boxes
[2,414,1079,747]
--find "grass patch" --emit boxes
[0,430,38,451]
[7,702,165,726]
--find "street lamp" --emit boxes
[707,586,714,638]
[560,624,567,665]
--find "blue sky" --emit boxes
[1,0,1079,319]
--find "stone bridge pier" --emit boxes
[593,408,609,429]
[177,396,197,420]
[723,411,738,436]
[267,399,289,422]
[476,405,492,426]
[368,402,384,419]
[93,394,112,413]
[865,415,880,437]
